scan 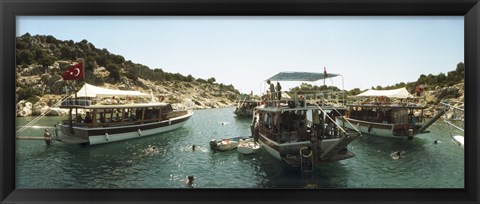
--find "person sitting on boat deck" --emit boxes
[112,96,118,104]
[113,112,121,122]
[99,112,106,124]
[84,112,92,123]
[75,114,83,123]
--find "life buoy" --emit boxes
[300,147,313,158]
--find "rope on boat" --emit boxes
[309,99,360,135]
[16,83,84,134]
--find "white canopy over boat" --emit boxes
[267,71,340,82]
[356,87,413,99]
[73,83,150,98]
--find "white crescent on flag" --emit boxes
[70,68,80,76]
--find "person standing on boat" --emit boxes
[276,82,282,101]
[99,112,106,124]
[267,80,275,105]
[75,114,83,123]
[84,112,92,123]
[44,129,51,146]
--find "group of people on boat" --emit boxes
[72,108,153,127]
[262,80,282,107]
[258,109,341,144]
[348,106,420,128]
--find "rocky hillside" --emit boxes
[420,82,464,117]
[16,34,241,117]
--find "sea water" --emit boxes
[15,107,464,188]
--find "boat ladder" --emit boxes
[300,147,314,175]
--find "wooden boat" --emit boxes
[252,72,361,169]
[440,99,464,147]
[234,98,261,117]
[237,138,261,154]
[336,87,438,139]
[53,83,193,145]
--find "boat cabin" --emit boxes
[60,102,179,129]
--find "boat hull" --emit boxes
[336,117,408,138]
[237,138,261,154]
[258,133,310,160]
[452,135,464,147]
[58,111,193,145]
[234,108,254,117]
[210,139,238,151]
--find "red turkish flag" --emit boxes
[62,63,83,80]
[324,67,328,77]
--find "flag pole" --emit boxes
[82,58,87,101]
[323,67,326,86]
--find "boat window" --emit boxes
[393,109,408,124]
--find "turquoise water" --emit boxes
[15,107,464,188]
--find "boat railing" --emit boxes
[262,89,345,109]
[440,99,464,132]
[259,127,282,142]
[309,99,361,134]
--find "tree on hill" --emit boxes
[15,33,243,98]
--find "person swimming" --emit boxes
[185,175,195,187]
[391,151,402,160]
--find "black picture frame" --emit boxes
[1,0,479,203]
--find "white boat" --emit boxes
[252,71,361,169]
[53,83,193,145]
[209,138,239,151]
[237,138,261,154]
[440,99,464,147]
[336,87,435,139]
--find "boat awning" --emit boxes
[74,83,150,98]
[267,72,340,82]
[356,87,413,99]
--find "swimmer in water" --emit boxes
[192,145,196,151]
[185,176,195,187]
[391,151,401,160]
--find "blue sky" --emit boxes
[17,16,464,94]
